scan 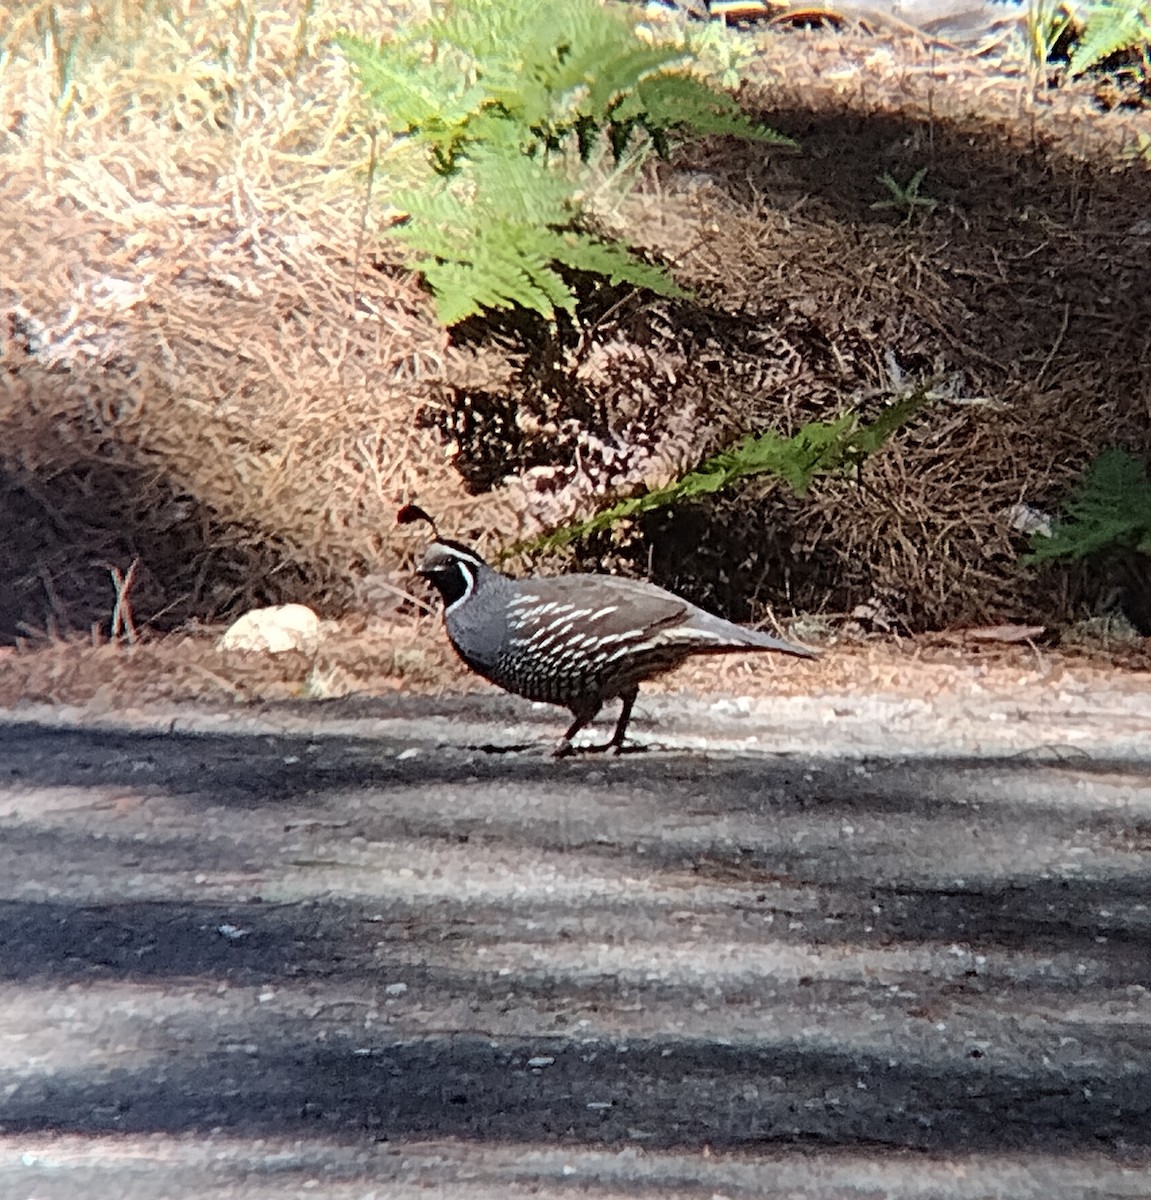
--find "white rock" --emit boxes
[1005,502,1054,538]
[217,604,322,655]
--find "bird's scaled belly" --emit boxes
[452,633,687,709]
[450,644,580,706]
[491,654,609,707]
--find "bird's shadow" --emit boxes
[469,739,648,757]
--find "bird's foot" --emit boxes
[604,740,647,755]
[552,738,645,757]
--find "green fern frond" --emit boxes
[430,0,556,64]
[390,139,687,322]
[1069,0,1151,74]
[547,232,687,297]
[709,413,859,496]
[579,42,692,116]
[845,391,928,455]
[1027,449,1151,561]
[526,8,678,103]
[398,217,573,325]
[339,0,788,324]
[394,146,573,232]
[465,146,577,222]
[530,396,927,552]
[403,218,681,323]
[337,34,480,136]
[623,72,788,145]
[419,245,576,326]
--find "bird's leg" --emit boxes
[607,687,638,753]
[563,689,639,756]
[553,705,600,758]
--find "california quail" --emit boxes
[400,506,816,755]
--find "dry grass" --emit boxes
[2,620,1147,715]
[0,0,514,637]
[547,27,1151,630]
[0,615,461,710]
[1,3,1149,647]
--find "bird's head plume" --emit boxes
[397,504,491,610]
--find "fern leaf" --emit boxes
[1069,0,1151,75]
[524,8,664,98]
[420,239,577,325]
[847,392,930,455]
[625,72,792,144]
[547,231,687,297]
[525,402,923,553]
[581,44,691,115]
[391,188,482,258]
[466,145,575,223]
[417,261,487,325]
[339,0,790,326]
[337,34,481,135]
[1027,449,1151,561]
[431,0,553,65]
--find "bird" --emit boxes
[398,505,816,755]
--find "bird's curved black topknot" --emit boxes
[396,504,439,538]
[397,504,484,562]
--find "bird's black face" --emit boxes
[418,541,487,612]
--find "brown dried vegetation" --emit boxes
[0,0,511,639]
[1,2,1149,648]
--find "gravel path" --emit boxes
[0,679,1148,1198]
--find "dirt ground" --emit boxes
[0,630,1150,1197]
[2,607,1149,712]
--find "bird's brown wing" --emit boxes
[526,573,815,658]
[520,573,691,641]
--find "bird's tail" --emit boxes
[736,627,818,659]
[683,611,818,659]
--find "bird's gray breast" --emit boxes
[442,575,513,678]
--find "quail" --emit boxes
[399,506,816,755]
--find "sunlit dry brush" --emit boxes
[2,4,1149,644]
[0,0,515,637]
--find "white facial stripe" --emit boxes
[444,561,476,614]
[436,544,485,565]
